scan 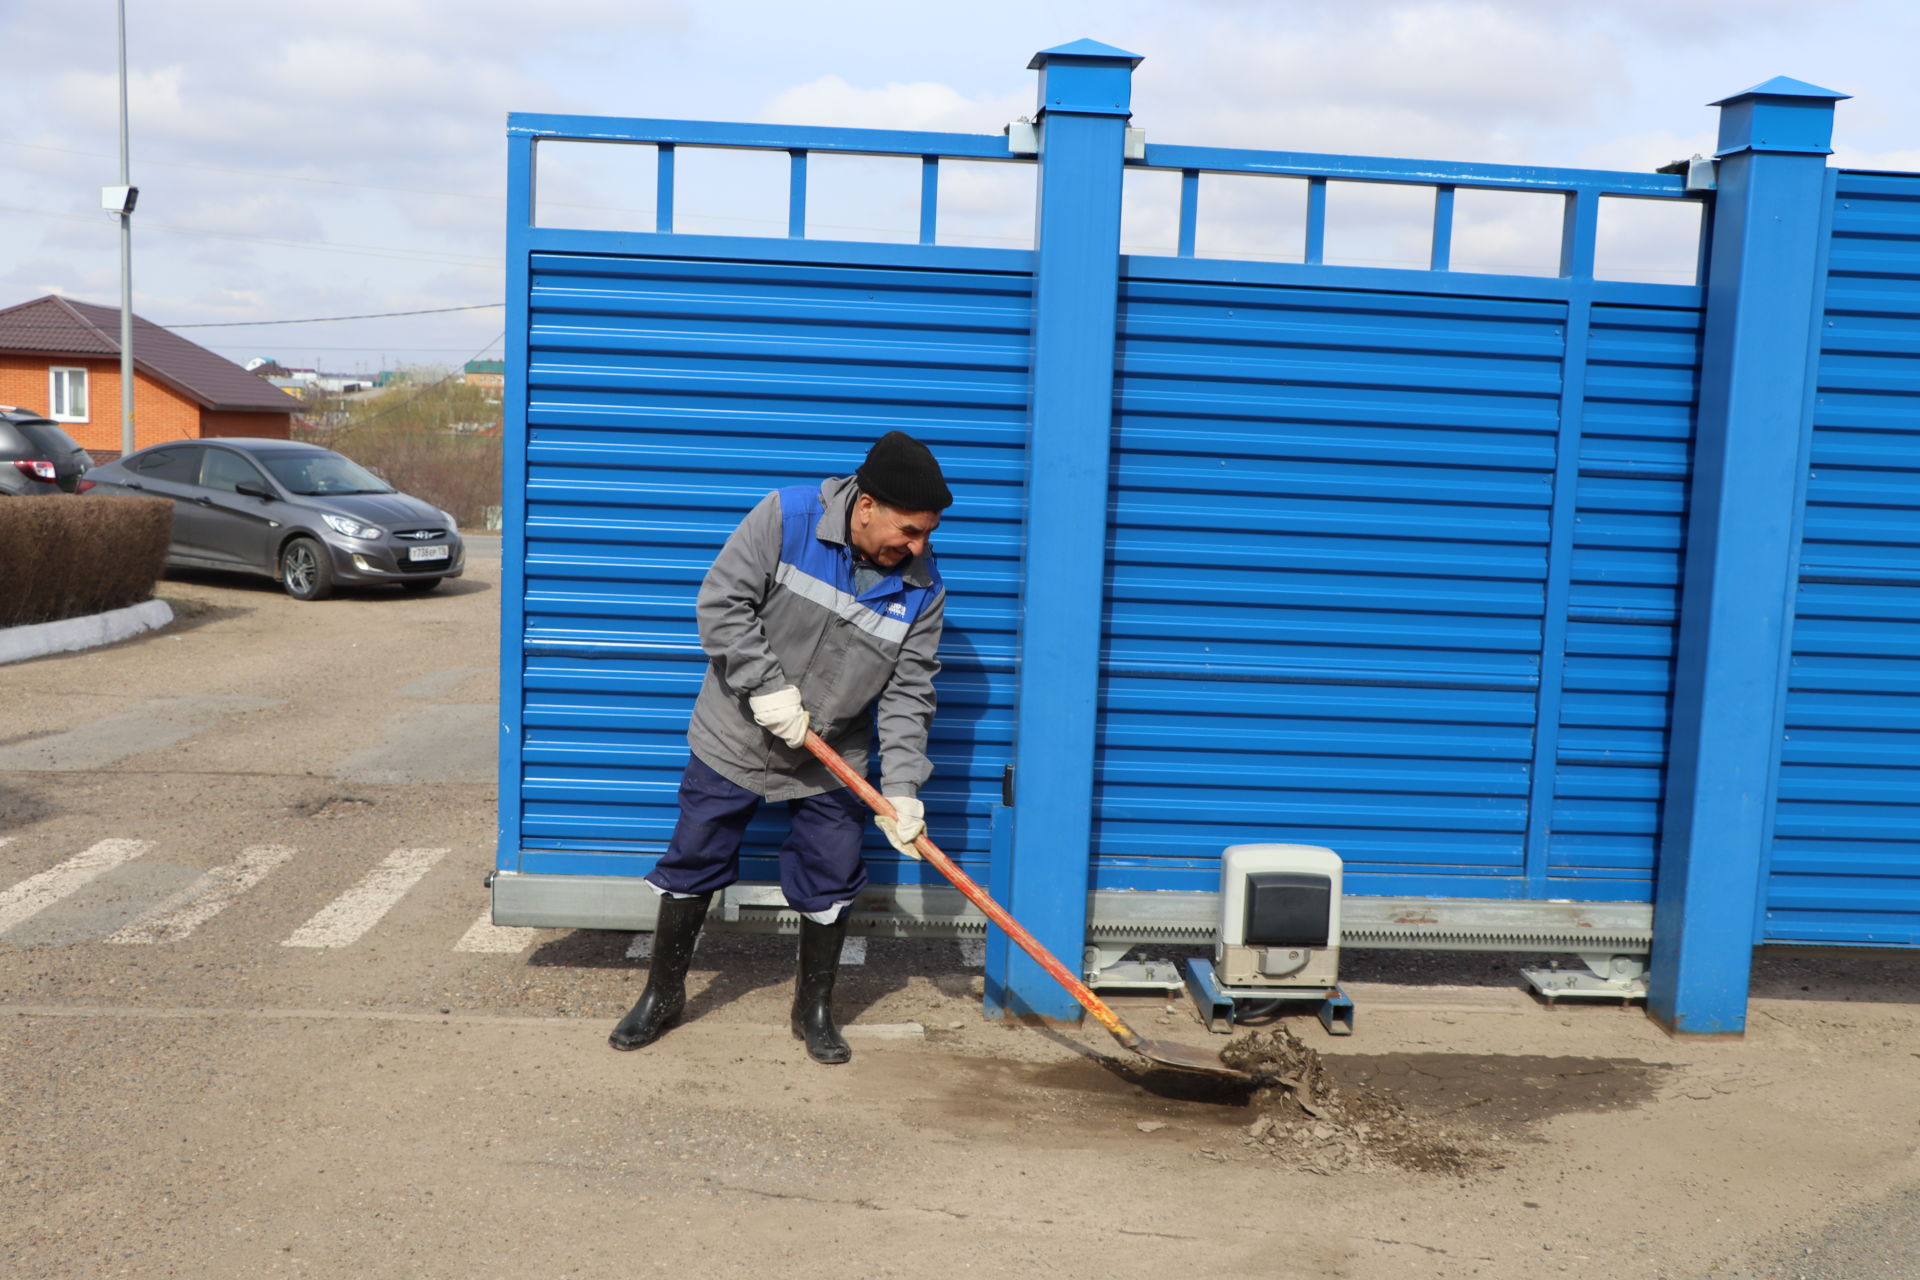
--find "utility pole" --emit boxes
[115,0,135,457]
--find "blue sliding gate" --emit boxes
[509,251,1033,887]
[1099,257,1702,905]
[496,42,1914,1034]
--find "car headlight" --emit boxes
[438,509,459,534]
[322,513,383,539]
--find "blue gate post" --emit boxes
[1648,78,1847,1035]
[984,39,1140,1023]
[496,128,535,878]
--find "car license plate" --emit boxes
[409,545,450,562]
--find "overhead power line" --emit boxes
[0,138,1026,240]
[5,138,502,204]
[0,203,498,269]
[168,303,504,328]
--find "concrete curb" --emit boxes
[0,598,175,666]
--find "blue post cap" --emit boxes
[1710,76,1850,157]
[1027,38,1145,70]
[1029,38,1142,118]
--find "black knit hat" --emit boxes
[856,431,952,512]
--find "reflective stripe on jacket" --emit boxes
[687,474,945,802]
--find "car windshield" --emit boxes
[259,451,393,496]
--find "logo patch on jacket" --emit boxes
[886,601,907,618]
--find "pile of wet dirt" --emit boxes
[1220,1026,1481,1175]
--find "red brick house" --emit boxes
[0,295,300,459]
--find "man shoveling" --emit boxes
[609,431,952,1064]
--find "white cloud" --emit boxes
[1116,1,1627,161]
[1579,129,1718,175]
[0,0,1913,368]
[1833,144,1920,172]
[762,75,1027,134]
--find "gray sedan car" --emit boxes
[85,438,465,600]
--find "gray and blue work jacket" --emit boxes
[687,474,946,802]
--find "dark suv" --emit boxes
[0,407,93,496]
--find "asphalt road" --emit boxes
[2,539,1916,1280]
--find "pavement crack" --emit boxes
[712,1181,961,1217]
[706,1182,1194,1235]
[1366,1236,1448,1254]
[1364,1237,1492,1261]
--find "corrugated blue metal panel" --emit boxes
[1095,277,1707,901]
[511,250,1032,885]
[1552,303,1703,894]
[1099,278,1562,896]
[1769,171,1920,945]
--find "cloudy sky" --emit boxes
[4,0,1915,376]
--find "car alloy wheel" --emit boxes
[280,536,335,601]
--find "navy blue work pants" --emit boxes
[645,754,869,915]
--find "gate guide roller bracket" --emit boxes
[1522,954,1650,1004]
[1005,119,1144,160]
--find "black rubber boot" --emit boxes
[609,893,712,1051]
[791,915,852,1065]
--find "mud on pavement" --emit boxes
[1215,1024,1670,1175]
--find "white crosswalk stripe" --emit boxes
[107,844,296,945]
[2,837,973,964]
[282,847,448,949]
[0,839,154,936]
[454,909,541,954]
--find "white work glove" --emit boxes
[876,794,925,859]
[748,685,809,749]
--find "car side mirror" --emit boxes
[235,482,274,500]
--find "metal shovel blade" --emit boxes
[1130,1037,1254,1081]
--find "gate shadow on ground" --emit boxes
[525,929,942,1029]
[1749,948,1920,1006]
[1339,945,1920,1008]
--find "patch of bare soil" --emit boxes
[1223,1025,1481,1175]
[289,792,378,819]
[1220,1027,1670,1177]
[0,777,55,831]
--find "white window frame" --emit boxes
[48,366,89,423]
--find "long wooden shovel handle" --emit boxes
[802,731,1144,1051]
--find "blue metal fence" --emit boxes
[1767,169,1920,947]
[497,43,1906,1034]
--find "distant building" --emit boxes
[311,373,373,394]
[0,295,299,459]
[463,359,505,392]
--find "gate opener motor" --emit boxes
[1183,843,1354,1036]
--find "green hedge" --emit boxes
[0,496,173,627]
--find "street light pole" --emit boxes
[116,0,134,458]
